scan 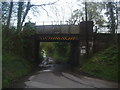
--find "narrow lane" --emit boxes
[24,64,118,88]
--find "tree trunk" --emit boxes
[17,1,24,31]
[20,0,31,28]
[108,2,116,42]
[7,0,13,28]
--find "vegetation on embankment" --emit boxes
[2,53,33,88]
[80,45,119,82]
[2,23,41,88]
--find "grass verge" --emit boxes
[2,53,33,88]
[80,45,119,82]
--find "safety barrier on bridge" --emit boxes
[35,34,80,41]
[36,21,71,25]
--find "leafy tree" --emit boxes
[68,2,106,29]
[105,2,117,34]
[53,42,71,63]
[40,42,56,57]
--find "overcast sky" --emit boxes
[25,0,80,25]
[2,0,120,32]
[24,0,119,33]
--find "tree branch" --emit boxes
[21,0,31,28]
[17,1,24,31]
[30,0,59,7]
[7,0,13,28]
[41,6,49,17]
[20,0,59,29]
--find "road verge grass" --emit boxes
[79,45,119,82]
[2,53,33,88]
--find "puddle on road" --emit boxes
[39,69,52,72]
[38,64,55,73]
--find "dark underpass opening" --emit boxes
[34,41,80,68]
[40,42,71,64]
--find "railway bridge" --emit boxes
[24,21,94,66]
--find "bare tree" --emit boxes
[7,0,13,28]
[16,0,59,31]
[20,0,31,29]
[17,1,24,31]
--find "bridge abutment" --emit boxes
[34,40,41,64]
[70,41,80,67]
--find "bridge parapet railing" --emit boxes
[37,21,71,25]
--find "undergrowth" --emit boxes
[2,53,33,88]
[80,45,119,82]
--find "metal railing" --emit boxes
[36,21,71,25]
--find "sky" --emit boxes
[24,0,120,33]
[1,0,120,32]
[25,0,80,25]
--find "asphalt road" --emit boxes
[22,64,118,88]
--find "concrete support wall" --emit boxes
[70,41,80,67]
[34,40,40,64]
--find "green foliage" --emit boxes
[39,51,44,61]
[2,24,36,87]
[40,42,56,57]
[2,24,35,61]
[69,2,106,27]
[105,2,117,34]
[53,42,71,64]
[81,45,119,82]
[2,53,33,88]
[40,42,71,64]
